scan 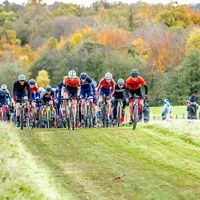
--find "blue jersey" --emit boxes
[80,77,95,94]
[0,90,11,105]
[56,82,63,100]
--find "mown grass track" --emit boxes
[1,123,200,200]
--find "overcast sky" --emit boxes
[0,0,199,6]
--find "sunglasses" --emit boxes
[19,80,25,82]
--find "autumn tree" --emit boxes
[36,69,50,88]
[187,28,200,51]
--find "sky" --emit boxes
[0,0,199,6]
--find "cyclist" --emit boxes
[112,79,127,125]
[91,80,98,125]
[62,70,80,99]
[62,70,80,125]
[29,79,39,121]
[13,74,30,127]
[41,85,57,127]
[79,72,94,124]
[0,84,12,120]
[126,69,148,124]
[97,72,115,124]
[55,81,64,119]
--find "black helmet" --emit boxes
[80,72,87,79]
[46,85,52,92]
[131,69,139,78]
[29,79,36,85]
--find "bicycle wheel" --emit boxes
[89,107,93,128]
[116,104,121,127]
[20,108,24,130]
[70,107,75,130]
[133,105,138,130]
[102,106,108,128]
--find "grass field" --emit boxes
[1,118,200,200]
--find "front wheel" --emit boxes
[133,106,138,130]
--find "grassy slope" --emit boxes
[150,106,187,119]
[1,122,200,200]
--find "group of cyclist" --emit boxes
[0,68,148,128]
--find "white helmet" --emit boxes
[1,84,7,90]
[68,70,76,79]
[105,72,112,80]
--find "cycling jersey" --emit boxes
[80,77,95,98]
[0,90,11,105]
[63,76,80,88]
[41,91,54,104]
[97,78,115,95]
[13,81,30,100]
[56,82,63,101]
[30,85,39,100]
[113,85,127,99]
[126,76,148,95]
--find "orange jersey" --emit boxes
[63,76,80,88]
[126,76,146,90]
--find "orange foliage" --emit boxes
[99,28,130,49]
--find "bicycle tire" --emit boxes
[133,105,138,130]
[20,107,24,130]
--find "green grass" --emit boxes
[1,122,200,200]
[150,106,187,119]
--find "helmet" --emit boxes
[117,79,125,86]
[46,85,52,92]
[80,72,87,79]
[92,81,97,88]
[163,98,169,104]
[29,79,36,85]
[131,69,139,78]
[68,70,76,79]
[18,74,26,81]
[39,87,44,93]
[105,72,112,80]
[1,84,7,90]
[52,88,56,93]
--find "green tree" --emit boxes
[178,48,200,96]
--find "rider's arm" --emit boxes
[26,82,31,99]
[97,79,103,94]
[140,77,148,95]
[7,90,12,103]
[110,80,115,95]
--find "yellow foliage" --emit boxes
[70,32,83,45]
[132,37,150,61]
[6,30,20,45]
[69,26,96,45]
[15,44,38,70]
[99,28,130,49]
[187,28,200,51]
[36,69,50,88]
[57,36,66,50]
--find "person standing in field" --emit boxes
[187,94,198,120]
[162,99,171,121]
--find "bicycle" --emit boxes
[19,97,33,130]
[67,95,79,130]
[82,97,94,128]
[101,94,109,128]
[43,103,55,128]
[116,99,124,127]
[0,103,8,121]
[59,98,70,129]
[131,96,143,130]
